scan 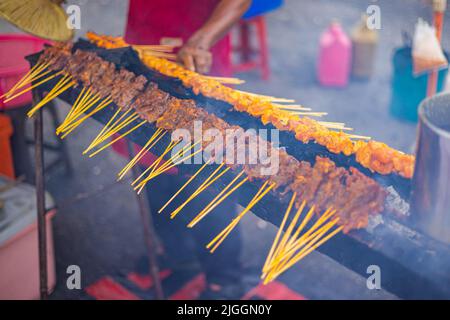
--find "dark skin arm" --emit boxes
[177,0,251,74]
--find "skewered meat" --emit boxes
[86,32,415,179]
[36,45,387,232]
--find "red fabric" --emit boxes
[85,277,141,300]
[241,281,306,300]
[127,269,172,290]
[125,0,231,76]
[169,273,206,300]
[116,0,232,170]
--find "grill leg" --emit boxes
[33,90,48,300]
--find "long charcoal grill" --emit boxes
[27,40,450,299]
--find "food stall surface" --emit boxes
[1,0,448,299]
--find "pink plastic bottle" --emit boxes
[317,21,352,87]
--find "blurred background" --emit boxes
[0,0,449,300]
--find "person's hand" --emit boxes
[177,34,212,74]
[177,44,212,74]
[177,0,251,74]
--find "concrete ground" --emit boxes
[2,0,449,299]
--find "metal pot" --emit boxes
[411,92,450,244]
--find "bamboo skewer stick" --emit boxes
[27,74,75,117]
[204,76,246,85]
[148,146,204,181]
[188,170,248,228]
[267,224,344,282]
[261,200,343,284]
[267,98,296,103]
[83,108,122,153]
[11,66,54,96]
[137,50,177,60]
[4,66,54,100]
[318,121,353,131]
[318,121,346,127]
[348,134,371,140]
[60,87,87,130]
[88,120,147,157]
[143,147,205,192]
[132,44,175,51]
[141,140,192,181]
[262,201,314,278]
[267,202,309,272]
[95,107,134,138]
[278,216,339,268]
[21,67,53,86]
[58,88,103,134]
[134,141,178,191]
[83,108,138,154]
[264,224,323,283]
[59,97,113,138]
[96,113,140,143]
[8,62,47,92]
[208,182,276,253]
[3,71,63,103]
[284,207,333,252]
[271,210,337,273]
[168,163,229,219]
[190,170,246,218]
[169,162,229,218]
[66,88,96,121]
[1,62,49,99]
[134,140,182,194]
[75,92,102,119]
[207,181,275,253]
[329,127,354,132]
[262,193,297,275]
[139,47,175,53]
[234,90,295,103]
[144,140,203,181]
[272,104,311,111]
[158,159,212,214]
[288,111,328,117]
[144,139,180,176]
[130,131,168,186]
[116,128,164,180]
[265,208,324,279]
[134,45,177,60]
[191,183,245,227]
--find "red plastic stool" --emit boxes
[232,16,270,80]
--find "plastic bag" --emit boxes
[412,18,448,75]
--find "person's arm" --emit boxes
[178,0,251,74]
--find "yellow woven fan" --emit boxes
[0,0,74,41]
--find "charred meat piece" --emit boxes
[110,68,147,108]
[133,83,171,122]
[290,157,386,232]
[38,42,72,71]
[267,150,301,189]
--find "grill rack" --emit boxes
[26,41,450,299]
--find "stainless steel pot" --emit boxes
[411,92,450,244]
